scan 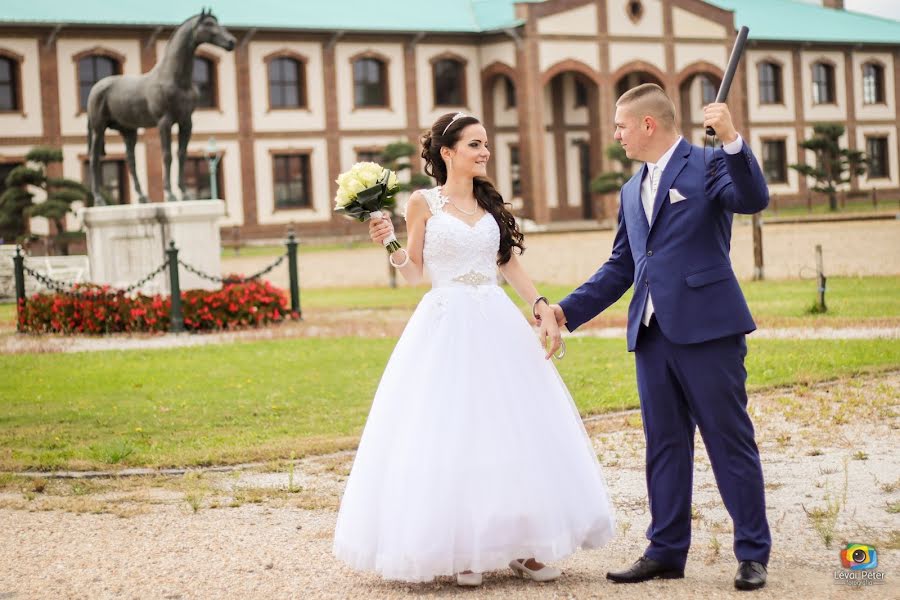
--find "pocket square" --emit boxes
[669,188,687,204]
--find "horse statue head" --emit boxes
[191,8,236,52]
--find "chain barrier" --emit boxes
[177,252,287,285]
[22,260,169,300]
[20,248,288,302]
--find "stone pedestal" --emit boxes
[82,200,226,295]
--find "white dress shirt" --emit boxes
[640,134,744,326]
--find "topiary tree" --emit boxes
[0,147,90,254]
[591,143,635,194]
[790,123,867,211]
[381,141,433,192]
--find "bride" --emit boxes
[332,112,615,587]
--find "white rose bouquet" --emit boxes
[334,162,401,253]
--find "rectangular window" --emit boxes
[356,150,382,164]
[509,144,522,197]
[761,140,787,184]
[866,136,889,178]
[82,159,127,205]
[0,162,22,242]
[862,63,885,105]
[812,63,835,105]
[0,58,18,111]
[273,154,311,209]
[758,63,782,105]
[181,156,224,199]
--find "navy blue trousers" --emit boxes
[635,318,771,569]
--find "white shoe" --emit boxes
[456,572,483,586]
[509,559,562,582]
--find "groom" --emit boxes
[546,84,771,591]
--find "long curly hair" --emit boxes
[420,112,525,266]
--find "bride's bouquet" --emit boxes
[334,162,401,253]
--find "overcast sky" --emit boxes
[818,0,899,20]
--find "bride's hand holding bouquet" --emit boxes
[334,162,401,253]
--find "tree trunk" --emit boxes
[828,191,838,211]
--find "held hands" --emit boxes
[535,302,567,360]
[369,215,394,246]
[703,103,738,144]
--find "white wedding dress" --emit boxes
[333,187,615,582]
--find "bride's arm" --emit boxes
[369,191,428,285]
[499,253,562,359]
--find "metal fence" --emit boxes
[12,232,301,333]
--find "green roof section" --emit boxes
[0,0,898,43]
[707,0,900,44]
[0,0,525,33]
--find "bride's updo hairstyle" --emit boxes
[421,112,525,266]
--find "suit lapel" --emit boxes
[649,139,691,231]
[630,165,649,237]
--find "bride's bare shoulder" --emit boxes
[404,190,431,222]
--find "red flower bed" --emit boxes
[17,278,297,335]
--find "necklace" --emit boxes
[440,187,478,215]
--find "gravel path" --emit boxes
[1,374,897,600]
[226,219,900,290]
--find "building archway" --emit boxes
[677,62,724,143]
[542,67,602,220]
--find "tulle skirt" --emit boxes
[333,284,615,582]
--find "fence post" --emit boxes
[752,213,764,281]
[815,244,827,313]
[167,240,185,332]
[13,245,25,332]
[286,230,301,318]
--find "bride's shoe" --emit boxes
[509,559,562,582]
[456,572,483,586]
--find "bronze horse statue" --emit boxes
[87,9,236,205]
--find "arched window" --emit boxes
[268,56,306,109]
[862,62,885,105]
[78,54,120,110]
[699,75,717,106]
[192,55,217,109]
[503,75,516,109]
[353,57,387,108]
[758,62,782,104]
[812,61,835,105]
[0,55,20,112]
[432,57,465,106]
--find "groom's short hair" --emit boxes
[617,83,676,131]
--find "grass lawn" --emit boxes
[301,276,900,324]
[762,197,899,217]
[2,336,898,472]
[221,240,371,259]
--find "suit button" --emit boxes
[646,250,653,257]
[644,279,649,285]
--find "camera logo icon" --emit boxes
[840,544,878,570]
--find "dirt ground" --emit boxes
[1,373,897,600]
[223,219,900,290]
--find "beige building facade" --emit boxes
[0,0,897,240]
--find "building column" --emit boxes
[792,49,808,196]
[323,36,341,225]
[234,32,258,226]
[843,49,858,191]
[404,36,422,177]
[550,75,567,214]
[140,32,163,202]
[516,14,548,223]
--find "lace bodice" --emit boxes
[418,187,500,287]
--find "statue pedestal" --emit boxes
[82,200,226,295]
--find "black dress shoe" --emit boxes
[606,556,685,583]
[734,560,767,591]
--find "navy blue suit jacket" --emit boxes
[559,138,769,351]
